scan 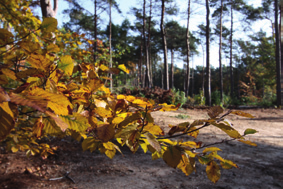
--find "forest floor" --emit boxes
[1,108,283,189]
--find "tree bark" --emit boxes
[219,0,223,103]
[275,0,281,106]
[170,49,174,89]
[148,0,153,87]
[230,0,234,99]
[185,0,191,97]
[205,0,211,106]
[40,0,58,18]
[143,0,151,88]
[94,0,97,62]
[109,0,112,91]
[161,0,169,90]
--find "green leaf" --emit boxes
[163,146,182,168]
[206,161,221,183]
[58,55,74,76]
[41,17,58,32]
[244,128,257,135]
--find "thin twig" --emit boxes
[49,171,76,184]
[140,105,148,133]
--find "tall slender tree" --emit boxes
[160,0,169,90]
[275,0,281,106]
[185,0,191,97]
[206,0,211,106]
[143,0,151,87]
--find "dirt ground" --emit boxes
[0,108,283,189]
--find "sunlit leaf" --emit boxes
[220,159,238,169]
[28,87,72,115]
[118,64,129,74]
[33,117,44,138]
[163,146,182,168]
[211,122,243,139]
[230,111,254,118]
[144,132,161,153]
[42,117,63,136]
[94,107,112,118]
[159,103,179,111]
[177,155,195,176]
[143,123,164,135]
[238,139,257,146]
[60,113,91,132]
[206,161,221,183]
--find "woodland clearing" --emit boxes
[0,108,283,189]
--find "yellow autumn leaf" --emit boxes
[28,87,72,115]
[118,64,129,74]
[2,68,17,80]
[206,161,221,183]
[27,54,52,70]
[47,43,60,53]
[177,155,195,176]
[143,123,164,135]
[94,107,112,118]
[0,29,13,45]
[159,103,179,111]
[0,102,15,141]
[41,17,57,32]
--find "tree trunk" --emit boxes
[170,49,174,89]
[280,1,283,106]
[185,0,191,97]
[161,0,169,90]
[94,0,97,62]
[219,0,223,103]
[205,0,211,106]
[143,0,151,88]
[40,0,58,18]
[230,0,234,99]
[275,0,281,106]
[109,0,112,91]
[148,0,153,87]
[139,34,143,88]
